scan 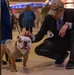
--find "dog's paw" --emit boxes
[1,65,6,69]
[11,69,17,72]
[23,67,29,70]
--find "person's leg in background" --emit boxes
[26,27,29,31]
[30,27,33,34]
[66,30,74,69]
[26,27,33,33]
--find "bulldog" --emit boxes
[4,36,32,72]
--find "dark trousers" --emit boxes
[35,39,69,60]
[70,30,74,62]
[35,31,74,62]
[26,27,33,33]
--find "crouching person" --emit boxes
[22,0,74,69]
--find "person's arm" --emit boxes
[59,22,74,37]
[24,19,49,43]
[33,15,50,42]
[22,15,52,42]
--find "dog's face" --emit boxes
[16,36,32,55]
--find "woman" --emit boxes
[21,5,36,33]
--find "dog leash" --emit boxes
[5,0,21,34]
[16,19,21,34]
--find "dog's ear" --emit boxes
[17,36,21,40]
[17,36,21,42]
[17,36,19,39]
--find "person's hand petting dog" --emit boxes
[58,22,70,37]
[22,31,33,40]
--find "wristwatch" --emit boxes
[65,22,70,27]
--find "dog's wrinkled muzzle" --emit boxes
[18,41,30,50]
[24,41,27,46]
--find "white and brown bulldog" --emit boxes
[4,36,32,72]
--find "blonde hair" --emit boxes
[25,5,32,11]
